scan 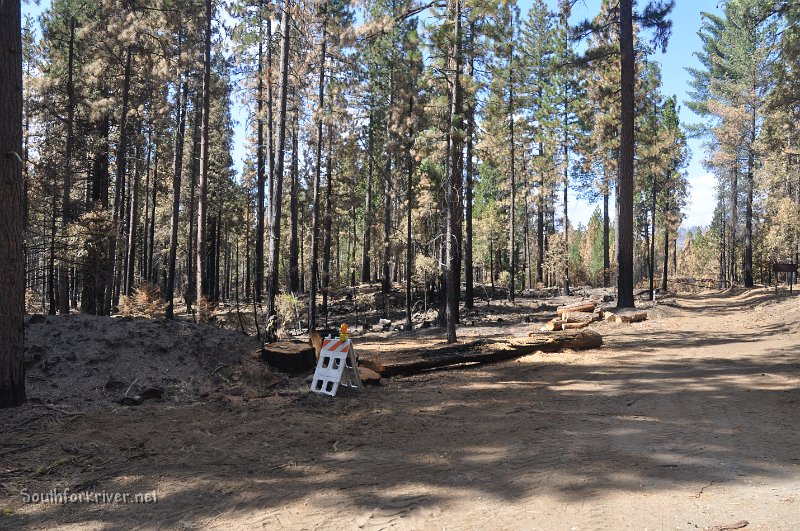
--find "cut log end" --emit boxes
[261,341,317,374]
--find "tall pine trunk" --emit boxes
[744,111,755,288]
[125,134,142,296]
[0,0,26,407]
[603,164,610,287]
[266,3,291,318]
[616,0,635,309]
[405,95,414,331]
[507,28,516,303]
[58,16,76,315]
[254,9,266,303]
[322,121,333,324]
[288,103,300,293]
[445,0,463,343]
[360,106,374,283]
[105,47,132,315]
[196,0,212,306]
[309,16,326,331]
[166,68,187,319]
[464,21,476,308]
[662,200,670,292]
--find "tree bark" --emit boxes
[0,0,25,407]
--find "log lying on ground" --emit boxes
[358,366,381,385]
[359,331,602,377]
[518,329,602,350]
[556,300,599,317]
[261,341,317,374]
[613,311,648,323]
[561,321,590,330]
[561,311,597,323]
[545,319,563,331]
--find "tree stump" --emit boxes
[261,341,316,374]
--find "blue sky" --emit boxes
[22,0,722,230]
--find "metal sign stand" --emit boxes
[310,336,362,396]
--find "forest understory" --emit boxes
[1,286,799,530]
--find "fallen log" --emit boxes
[517,329,603,350]
[561,321,590,330]
[261,341,317,374]
[561,312,595,323]
[359,331,602,377]
[545,319,563,331]
[614,311,648,323]
[358,366,381,385]
[556,300,598,317]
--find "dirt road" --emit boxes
[2,289,799,530]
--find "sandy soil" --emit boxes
[1,288,799,530]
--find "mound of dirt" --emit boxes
[22,314,285,413]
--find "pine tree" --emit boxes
[0,0,25,408]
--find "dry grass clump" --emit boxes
[119,281,167,317]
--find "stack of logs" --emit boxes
[543,300,648,331]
